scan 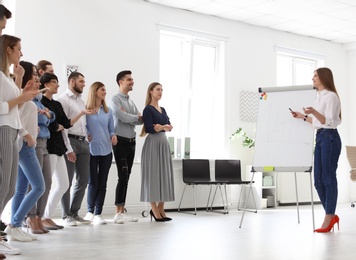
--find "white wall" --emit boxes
[12,0,354,213]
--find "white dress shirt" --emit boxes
[57,88,87,153]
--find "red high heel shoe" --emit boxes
[314,215,339,233]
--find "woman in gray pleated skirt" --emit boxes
[140,82,174,222]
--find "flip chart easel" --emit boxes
[239,85,316,230]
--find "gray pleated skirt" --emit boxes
[140,132,175,202]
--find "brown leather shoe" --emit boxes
[45,218,64,229]
[36,217,49,233]
[42,219,59,230]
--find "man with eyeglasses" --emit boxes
[57,72,91,226]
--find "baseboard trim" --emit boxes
[278,201,321,206]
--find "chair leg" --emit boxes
[206,185,214,211]
[178,184,198,215]
[178,185,188,212]
[208,185,219,211]
[192,186,197,215]
[208,184,228,214]
[222,185,229,213]
[237,185,245,210]
[237,184,258,213]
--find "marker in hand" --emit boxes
[289,108,296,117]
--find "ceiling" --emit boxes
[145,0,356,46]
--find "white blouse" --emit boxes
[0,71,22,129]
[312,89,341,129]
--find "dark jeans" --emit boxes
[314,129,341,215]
[87,153,113,215]
[112,137,135,206]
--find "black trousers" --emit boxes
[112,137,135,206]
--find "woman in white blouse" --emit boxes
[291,67,342,233]
[0,34,38,253]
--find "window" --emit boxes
[275,46,325,86]
[159,29,226,159]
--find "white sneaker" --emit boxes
[23,231,37,241]
[84,212,94,222]
[4,226,32,242]
[113,213,124,224]
[121,213,138,222]
[63,216,77,226]
[0,240,21,255]
[92,215,106,225]
[73,215,91,225]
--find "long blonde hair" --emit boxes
[86,81,109,113]
[140,82,162,137]
[0,34,21,77]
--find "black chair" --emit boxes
[208,159,257,214]
[178,159,213,215]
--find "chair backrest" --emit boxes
[182,159,211,183]
[346,146,356,182]
[214,159,242,182]
[346,146,356,168]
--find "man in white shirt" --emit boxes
[57,72,90,226]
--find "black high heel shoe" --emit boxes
[150,210,165,222]
[160,214,172,221]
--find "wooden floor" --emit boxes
[4,202,356,260]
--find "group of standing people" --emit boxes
[0,5,175,258]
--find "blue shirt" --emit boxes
[33,95,55,139]
[86,106,115,156]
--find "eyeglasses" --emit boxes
[49,80,59,85]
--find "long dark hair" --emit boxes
[316,67,342,119]
[19,60,35,89]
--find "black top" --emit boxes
[41,95,72,156]
[143,105,170,134]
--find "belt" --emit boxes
[36,137,48,141]
[68,134,86,141]
[316,128,337,133]
[117,136,136,143]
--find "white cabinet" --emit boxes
[245,166,277,210]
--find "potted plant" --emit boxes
[230,127,255,148]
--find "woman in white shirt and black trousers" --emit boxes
[291,67,342,233]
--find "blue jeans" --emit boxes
[11,141,45,227]
[88,153,113,215]
[314,129,341,215]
